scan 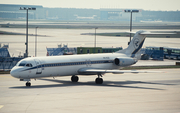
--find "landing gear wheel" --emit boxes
[95,78,103,84]
[71,75,79,82]
[26,82,31,87]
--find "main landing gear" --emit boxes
[71,75,79,82]
[95,74,103,84]
[26,82,31,87]
[71,74,103,84]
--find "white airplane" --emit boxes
[10,30,172,87]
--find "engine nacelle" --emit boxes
[114,57,136,66]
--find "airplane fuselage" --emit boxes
[11,53,132,79]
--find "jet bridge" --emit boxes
[0,48,23,71]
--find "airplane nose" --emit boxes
[10,67,19,78]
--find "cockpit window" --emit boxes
[19,63,26,66]
[26,63,33,67]
[17,61,26,67]
[16,61,32,67]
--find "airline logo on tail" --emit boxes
[131,38,145,58]
[133,38,140,49]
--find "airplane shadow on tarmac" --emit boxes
[10,78,178,90]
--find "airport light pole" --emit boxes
[95,27,98,48]
[94,27,98,53]
[124,10,139,45]
[20,7,36,57]
[35,27,38,57]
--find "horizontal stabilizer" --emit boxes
[140,32,176,35]
[126,31,177,35]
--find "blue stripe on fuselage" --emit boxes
[21,60,114,72]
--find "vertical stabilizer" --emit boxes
[116,30,147,57]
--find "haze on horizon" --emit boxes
[1,0,180,11]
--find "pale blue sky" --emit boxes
[1,0,180,11]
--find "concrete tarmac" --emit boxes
[0,69,180,113]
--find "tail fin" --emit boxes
[116,30,176,58]
[117,30,147,57]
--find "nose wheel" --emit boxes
[26,82,31,87]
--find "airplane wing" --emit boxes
[78,68,162,75]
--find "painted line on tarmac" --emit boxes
[0,86,11,87]
[0,105,4,109]
[0,75,13,78]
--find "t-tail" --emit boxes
[116,30,148,58]
[116,30,176,59]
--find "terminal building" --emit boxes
[1,4,180,21]
[0,4,44,19]
[100,8,142,21]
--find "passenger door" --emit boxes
[34,59,42,74]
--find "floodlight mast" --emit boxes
[19,7,36,57]
[95,27,98,48]
[94,27,98,53]
[35,26,38,57]
[124,10,139,45]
